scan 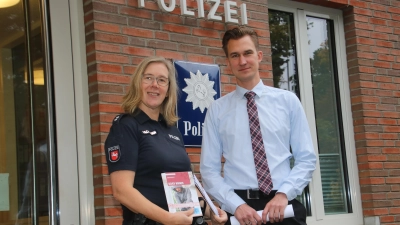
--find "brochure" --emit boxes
[161,171,203,216]
[193,175,219,217]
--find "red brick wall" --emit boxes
[83,0,400,224]
[295,0,400,224]
[83,0,270,224]
[346,1,400,223]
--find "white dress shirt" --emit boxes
[200,81,317,214]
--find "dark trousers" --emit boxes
[224,190,307,225]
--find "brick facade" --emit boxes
[83,0,400,224]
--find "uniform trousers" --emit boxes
[224,190,307,225]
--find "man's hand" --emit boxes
[262,193,288,223]
[210,208,228,225]
[234,204,262,225]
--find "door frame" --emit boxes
[48,0,94,224]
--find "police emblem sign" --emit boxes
[174,61,221,147]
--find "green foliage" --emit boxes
[269,10,296,90]
[310,39,340,154]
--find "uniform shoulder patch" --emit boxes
[108,145,121,162]
[112,113,129,124]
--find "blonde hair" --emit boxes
[122,56,179,126]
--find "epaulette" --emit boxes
[112,113,129,124]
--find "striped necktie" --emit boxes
[245,91,273,194]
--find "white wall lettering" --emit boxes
[180,0,195,16]
[207,0,222,21]
[224,1,238,24]
[240,3,248,25]
[196,0,205,18]
[138,0,145,8]
[139,0,248,24]
[157,0,176,12]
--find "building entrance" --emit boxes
[0,0,56,224]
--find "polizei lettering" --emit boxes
[183,121,204,136]
[169,134,180,141]
[138,0,248,25]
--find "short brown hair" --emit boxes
[222,26,259,56]
[121,56,179,126]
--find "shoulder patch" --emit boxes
[108,145,121,162]
[112,113,129,124]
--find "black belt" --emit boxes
[126,213,206,225]
[234,189,277,200]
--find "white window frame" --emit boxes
[268,1,363,224]
[49,0,94,224]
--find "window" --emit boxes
[268,1,363,224]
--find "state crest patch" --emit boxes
[108,145,121,162]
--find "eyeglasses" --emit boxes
[142,74,169,87]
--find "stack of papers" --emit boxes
[230,205,294,225]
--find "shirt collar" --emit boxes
[235,80,265,99]
[135,109,167,125]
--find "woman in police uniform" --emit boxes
[105,56,227,225]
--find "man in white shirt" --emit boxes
[200,27,317,225]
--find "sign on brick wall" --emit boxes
[139,0,248,24]
[174,61,221,147]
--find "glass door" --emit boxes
[268,1,363,224]
[0,0,56,224]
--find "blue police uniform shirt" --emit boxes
[105,110,191,219]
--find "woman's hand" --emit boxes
[165,208,195,225]
[211,208,228,225]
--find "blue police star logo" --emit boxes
[182,70,217,113]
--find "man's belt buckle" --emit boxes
[247,188,260,199]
